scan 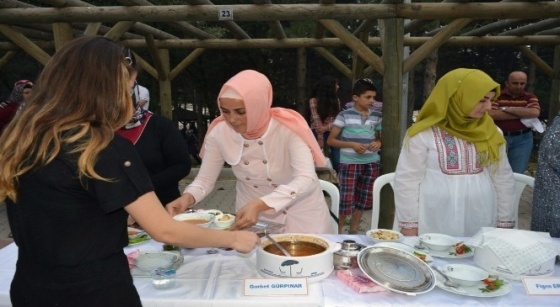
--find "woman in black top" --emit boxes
[0,36,259,307]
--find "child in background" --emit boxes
[327,78,382,234]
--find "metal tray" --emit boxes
[357,246,436,296]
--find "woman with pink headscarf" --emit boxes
[167,70,333,233]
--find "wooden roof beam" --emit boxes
[319,19,384,75]
[0,50,17,70]
[118,0,215,39]
[312,47,352,79]
[4,3,560,24]
[104,21,137,41]
[500,18,560,36]
[145,34,167,81]
[518,45,554,78]
[2,35,560,51]
[52,22,73,50]
[133,52,157,80]
[462,19,530,36]
[40,0,178,40]
[538,27,560,35]
[403,18,472,73]
[169,48,205,81]
[314,0,336,39]
[254,0,286,40]
[0,25,50,65]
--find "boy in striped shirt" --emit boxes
[327,78,382,234]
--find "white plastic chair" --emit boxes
[319,179,340,234]
[371,172,396,231]
[512,173,535,229]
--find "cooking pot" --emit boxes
[256,233,341,283]
[333,240,365,270]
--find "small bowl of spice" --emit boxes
[213,213,235,229]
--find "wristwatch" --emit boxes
[501,107,508,112]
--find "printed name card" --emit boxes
[522,277,560,295]
[244,278,309,296]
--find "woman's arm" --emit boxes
[491,142,517,228]
[166,130,225,212]
[127,192,259,253]
[393,133,429,236]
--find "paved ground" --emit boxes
[0,168,534,248]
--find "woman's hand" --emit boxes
[351,142,368,155]
[165,193,195,216]
[229,231,260,253]
[400,227,418,236]
[230,199,270,230]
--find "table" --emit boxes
[0,234,559,307]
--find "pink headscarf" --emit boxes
[201,70,326,167]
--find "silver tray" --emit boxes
[358,246,436,296]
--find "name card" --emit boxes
[522,277,560,295]
[244,278,309,296]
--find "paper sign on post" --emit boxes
[218,6,233,21]
[522,277,560,295]
[244,278,309,296]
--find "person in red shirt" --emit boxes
[488,71,540,174]
[0,80,33,135]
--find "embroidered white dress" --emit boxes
[394,126,516,237]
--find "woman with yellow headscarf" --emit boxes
[393,68,516,237]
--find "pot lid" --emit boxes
[357,246,436,296]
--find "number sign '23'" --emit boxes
[218,7,233,21]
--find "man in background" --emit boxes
[489,71,540,174]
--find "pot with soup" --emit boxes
[256,234,341,283]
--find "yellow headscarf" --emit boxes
[407,68,504,166]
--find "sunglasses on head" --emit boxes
[124,48,133,66]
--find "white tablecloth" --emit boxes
[0,234,559,307]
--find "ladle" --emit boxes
[264,232,291,257]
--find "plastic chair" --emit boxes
[371,172,396,230]
[512,173,535,229]
[319,179,340,234]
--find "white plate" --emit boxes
[433,270,513,297]
[365,229,404,244]
[374,242,434,263]
[427,245,474,259]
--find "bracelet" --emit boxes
[399,221,418,229]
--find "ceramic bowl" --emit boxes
[419,233,457,251]
[173,212,215,228]
[366,229,404,244]
[213,213,235,229]
[440,264,488,287]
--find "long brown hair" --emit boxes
[0,36,134,202]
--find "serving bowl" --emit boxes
[256,233,341,283]
[419,233,457,251]
[439,264,488,287]
[134,251,183,272]
[173,212,215,228]
[366,229,403,244]
[213,213,235,229]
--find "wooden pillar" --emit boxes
[52,22,73,51]
[296,47,307,114]
[550,45,560,124]
[379,17,404,229]
[158,49,172,119]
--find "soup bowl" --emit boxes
[173,212,215,228]
[256,233,341,283]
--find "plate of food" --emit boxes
[433,268,512,298]
[418,233,474,258]
[366,229,404,244]
[128,227,151,246]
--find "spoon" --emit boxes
[265,232,291,257]
[431,265,460,289]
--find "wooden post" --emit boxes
[52,22,73,51]
[158,49,172,119]
[379,17,404,229]
[518,45,554,78]
[296,47,307,115]
[549,45,560,124]
[0,25,50,65]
